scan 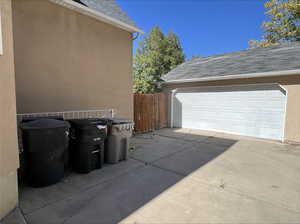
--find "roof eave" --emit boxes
[48,0,144,34]
[163,69,300,85]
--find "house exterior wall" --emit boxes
[0,0,19,219]
[12,0,134,119]
[164,75,300,143]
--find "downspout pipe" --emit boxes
[132,32,140,41]
[170,89,178,128]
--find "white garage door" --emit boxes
[172,84,287,141]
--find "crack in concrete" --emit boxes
[149,163,186,177]
[18,208,29,224]
[130,156,186,177]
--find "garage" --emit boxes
[172,84,287,141]
[163,43,300,142]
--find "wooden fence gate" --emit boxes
[134,93,168,133]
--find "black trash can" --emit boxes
[20,119,70,187]
[68,119,107,173]
[18,116,69,185]
[98,118,134,164]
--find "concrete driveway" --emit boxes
[2,128,300,224]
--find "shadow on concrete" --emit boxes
[16,129,237,224]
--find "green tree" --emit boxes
[134,26,185,94]
[250,0,300,48]
[165,32,186,70]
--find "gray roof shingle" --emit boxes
[78,0,138,28]
[163,42,300,82]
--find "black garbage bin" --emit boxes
[98,118,134,164]
[18,116,70,185]
[20,119,70,187]
[68,119,107,173]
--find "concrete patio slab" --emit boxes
[121,132,300,224]
[20,159,142,214]
[0,209,26,224]
[24,165,182,224]
[155,128,280,145]
[121,176,300,224]
[130,134,194,163]
[16,128,300,224]
[189,140,300,213]
[201,136,239,147]
[152,142,231,176]
[154,128,213,142]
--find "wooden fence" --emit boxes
[134,93,168,133]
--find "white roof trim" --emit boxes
[48,0,144,34]
[164,69,300,84]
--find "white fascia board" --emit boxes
[164,69,300,84]
[48,0,144,34]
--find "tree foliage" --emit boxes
[134,26,185,93]
[250,0,300,48]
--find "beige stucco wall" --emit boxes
[164,75,300,143]
[0,0,19,219]
[12,0,134,119]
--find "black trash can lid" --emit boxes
[20,118,70,130]
[21,116,64,123]
[68,119,107,128]
[109,118,133,124]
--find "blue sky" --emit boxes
[116,0,268,59]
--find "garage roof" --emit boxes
[163,42,300,83]
[49,0,143,33]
